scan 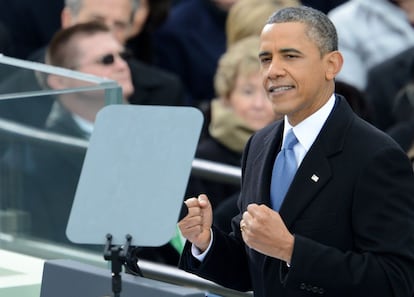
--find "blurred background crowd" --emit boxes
[0,0,414,269]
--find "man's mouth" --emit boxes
[268,85,294,93]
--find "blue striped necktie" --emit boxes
[270,129,298,211]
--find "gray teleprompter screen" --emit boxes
[66,105,203,247]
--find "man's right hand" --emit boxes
[178,194,213,252]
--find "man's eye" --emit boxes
[260,57,271,64]
[285,55,298,59]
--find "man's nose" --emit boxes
[267,59,286,79]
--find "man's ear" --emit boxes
[325,51,343,81]
[61,7,74,29]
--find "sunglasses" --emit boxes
[93,51,131,66]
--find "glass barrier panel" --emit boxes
[0,55,122,249]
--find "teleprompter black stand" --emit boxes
[104,233,143,297]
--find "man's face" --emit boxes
[65,0,133,44]
[73,32,134,100]
[259,22,339,126]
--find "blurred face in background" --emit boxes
[62,0,133,44]
[226,70,277,130]
[73,32,134,100]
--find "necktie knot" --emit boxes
[283,129,298,150]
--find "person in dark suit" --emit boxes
[365,46,414,131]
[176,6,414,297]
[152,0,235,106]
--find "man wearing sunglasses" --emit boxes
[0,0,185,128]
[46,21,135,118]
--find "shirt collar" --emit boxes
[72,113,94,139]
[283,94,336,152]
